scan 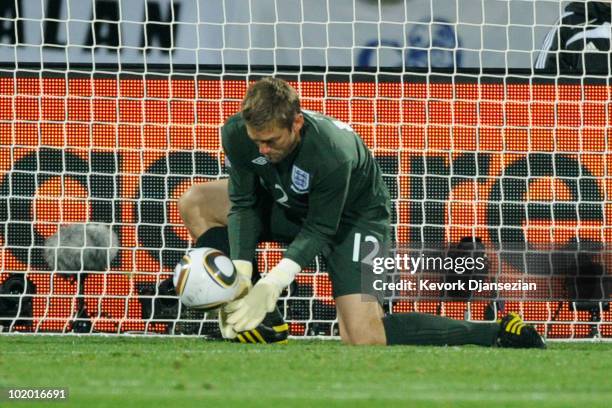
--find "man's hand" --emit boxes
[225,258,300,332]
[225,280,281,332]
[218,260,252,339]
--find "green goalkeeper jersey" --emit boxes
[221,110,390,268]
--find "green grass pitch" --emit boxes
[0,336,611,408]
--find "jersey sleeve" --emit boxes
[538,6,587,74]
[221,125,262,262]
[284,160,352,268]
[543,26,579,74]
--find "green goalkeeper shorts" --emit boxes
[259,201,390,299]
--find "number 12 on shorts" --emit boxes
[352,233,380,264]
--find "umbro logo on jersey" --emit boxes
[291,165,310,194]
[251,156,268,165]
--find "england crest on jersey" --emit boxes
[291,165,310,194]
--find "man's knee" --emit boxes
[177,185,198,221]
[177,180,230,238]
[340,321,386,345]
[341,331,385,346]
[179,184,205,215]
[336,294,386,345]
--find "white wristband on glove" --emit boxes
[262,258,300,292]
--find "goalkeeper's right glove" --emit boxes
[218,260,252,339]
[226,258,299,332]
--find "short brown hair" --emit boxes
[241,77,301,131]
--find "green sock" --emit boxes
[383,312,499,346]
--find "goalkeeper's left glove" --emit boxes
[225,258,300,332]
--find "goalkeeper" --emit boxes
[180,77,545,348]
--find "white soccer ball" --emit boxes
[173,247,239,310]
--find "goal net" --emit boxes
[0,0,611,340]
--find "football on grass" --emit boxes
[173,247,239,310]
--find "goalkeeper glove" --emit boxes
[218,260,252,339]
[225,258,300,332]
